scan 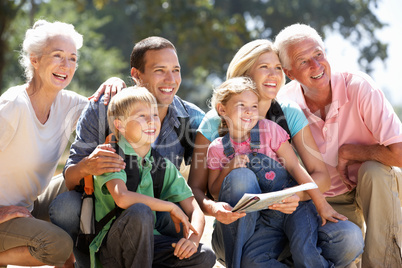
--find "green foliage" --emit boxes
[1,0,126,96]
[393,105,402,121]
[0,0,390,110]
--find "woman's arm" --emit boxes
[187,133,245,224]
[292,125,331,199]
[187,133,214,214]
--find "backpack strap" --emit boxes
[109,137,165,198]
[149,149,166,199]
[174,97,196,166]
[94,135,166,234]
[266,100,292,143]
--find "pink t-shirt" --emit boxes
[207,119,290,170]
[279,71,402,197]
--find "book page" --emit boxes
[232,182,318,213]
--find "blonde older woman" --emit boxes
[0,20,87,266]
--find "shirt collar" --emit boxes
[329,71,349,111]
[166,96,189,128]
[117,135,152,161]
[283,72,349,120]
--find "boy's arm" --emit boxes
[179,196,205,245]
[106,179,198,235]
[171,196,205,260]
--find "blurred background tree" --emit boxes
[1,0,399,118]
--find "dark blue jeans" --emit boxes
[212,153,363,268]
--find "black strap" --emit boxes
[109,136,165,198]
[266,100,292,143]
[95,136,166,234]
[173,97,195,165]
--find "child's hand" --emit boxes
[169,204,199,239]
[315,199,348,226]
[172,238,198,260]
[269,194,300,214]
[228,154,249,170]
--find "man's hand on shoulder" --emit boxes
[82,144,126,176]
[88,77,127,105]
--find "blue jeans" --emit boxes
[243,201,332,268]
[49,190,89,268]
[211,160,363,267]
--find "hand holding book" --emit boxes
[231,182,318,213]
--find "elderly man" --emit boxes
[275,23,402,267]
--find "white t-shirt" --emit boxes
[0,85,88,210]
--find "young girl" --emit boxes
[207,76,341,267]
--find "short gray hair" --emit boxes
[274,23,324,70]
[19,19,83,82]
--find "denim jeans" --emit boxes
[49,190,90,268]
[211,153,363,268]
[243,200,332,268]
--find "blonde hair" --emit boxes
[107,86,157,139]
[227,39,285,88]
[19,19,83,82]
[274,23,325,70]
[211,77,259,136]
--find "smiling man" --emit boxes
[275,23,402,268]
[49,37,206,267]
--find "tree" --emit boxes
[0,0,27,91]
[0,0,126,96]
[1,0,388,109]
[85,0,387,108]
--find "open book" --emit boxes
[231,182,318,213]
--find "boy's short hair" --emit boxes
[107,86,157,139]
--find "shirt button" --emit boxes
[323,127,327,132]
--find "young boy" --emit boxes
[89,87,215,268]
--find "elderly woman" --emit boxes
[0,20,88,266]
